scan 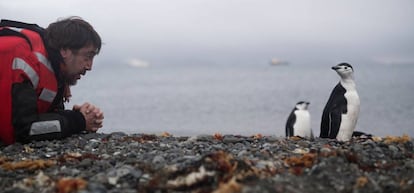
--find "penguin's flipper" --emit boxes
[328,109,342,139]
[320,110,330,138]
[285,111,296,137]
[320,83,344,138]
[321,102,337,138]
[286,126,294,138]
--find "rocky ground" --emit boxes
[1,132,414,193]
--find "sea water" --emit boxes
[68,62,414,137]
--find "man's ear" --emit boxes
[60,48,71,58]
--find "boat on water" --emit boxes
[270,58,289,66]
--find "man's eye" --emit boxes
[86,54,95,59]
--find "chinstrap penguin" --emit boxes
[286,101,313,139]
[320,63,360,141]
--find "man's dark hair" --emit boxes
[45,16,101,54]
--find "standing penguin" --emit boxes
[320,63,360,141]
[286,101,312,138]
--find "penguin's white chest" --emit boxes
[293,110,312,137]
[337,89,360,141]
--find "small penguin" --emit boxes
[286,101,312,138]
[320,63,360,141]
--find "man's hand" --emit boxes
[73,102,104,132]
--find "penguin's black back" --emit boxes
[320,83,347,138]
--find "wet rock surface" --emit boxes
[1,133,413,193]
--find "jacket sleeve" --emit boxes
[12,80,86,143]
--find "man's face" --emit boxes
[60,45,97,85]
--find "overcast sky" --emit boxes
[2,0,414,66]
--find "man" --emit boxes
[0,17,104,145]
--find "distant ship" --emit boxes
[270,58,289,66]
[127,58,150,68]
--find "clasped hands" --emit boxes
[73,102,104,132]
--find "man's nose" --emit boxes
[85,61,93,70]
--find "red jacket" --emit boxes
[0,20,86,145]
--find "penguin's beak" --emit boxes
[332,66,340,70]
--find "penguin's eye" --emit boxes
[345,67,348,69]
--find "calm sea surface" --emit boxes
[68,62,414,137]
